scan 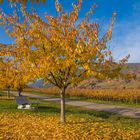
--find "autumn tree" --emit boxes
[0,43,14,97]
[0,0,129,123]
[0,43,36,96]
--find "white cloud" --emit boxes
[109,4,140,63]
[111,23,140,63]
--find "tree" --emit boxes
[0,43,36,96]
[0,0,129,123]
[0,43,14,97]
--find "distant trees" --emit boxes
[0,0,129,123]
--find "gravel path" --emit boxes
[12,92,140,119]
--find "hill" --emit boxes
[75,63,140,89]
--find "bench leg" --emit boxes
[24,105,33,109]
[17,105,24,109]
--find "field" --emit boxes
[0,92,140,140]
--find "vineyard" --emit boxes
[25,88,140,104]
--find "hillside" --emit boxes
[126,63,140,73]
[75,63,140,89]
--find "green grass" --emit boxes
[0,90,15,97]
[0,98,140,130]
[21,90,140,108]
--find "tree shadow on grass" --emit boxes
[36,105,117,120]
[36,106,60,114]
[40,104,139,122]
[67,107,116,119]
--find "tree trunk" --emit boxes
[18,85,22,96]
[7,87,10,98]
[60,88,66,123]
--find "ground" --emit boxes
[0,92,140,140]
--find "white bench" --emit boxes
[15,96,40,109]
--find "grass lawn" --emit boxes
[0,96,140,139]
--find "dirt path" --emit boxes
[12,92,140,119]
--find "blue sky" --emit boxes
[0,0,140,62]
